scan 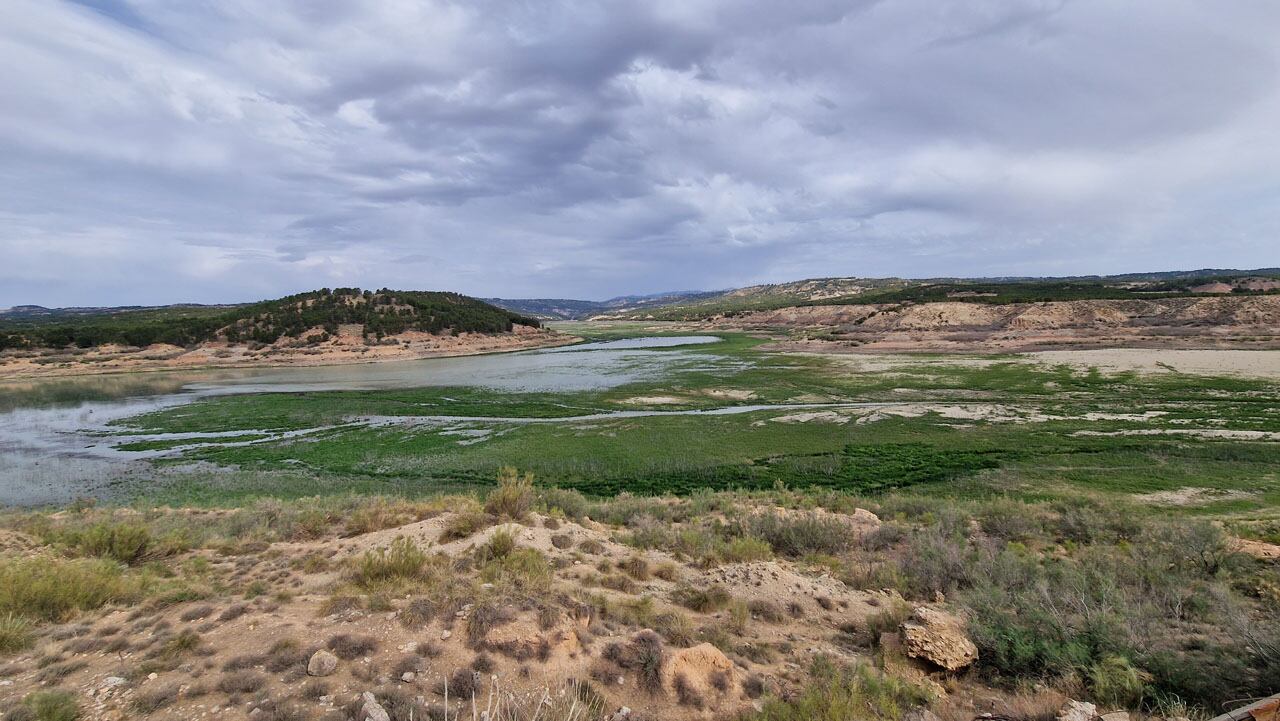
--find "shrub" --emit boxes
[0,613,34,654]
[0,556,137,622]
[440,512,493,542]
[673,584,732,613]
[748,656,932,721]
[216,671,265,694]
[352,536,429,587]
[480,548,551,596]
[722,537,773,563]
[742,512,853,558]
[674,672,704,708]
[747,600,784,623]
[621,556,651,581]
[326,634,378,660]
[475,529,516,564]
[484,467,535,520]
[130,684,179,714]
[438,668,478,698]
[466,602,514,647]
[538,487,589,520]
[16,690,80,721]
[77,523,152,565]
[399,598,437,628]
[603,630,665,693]
[1087,655,1152,709]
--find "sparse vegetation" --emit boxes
[748,656,932,721]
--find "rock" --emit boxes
[440,630,452,640]
[1056,700,1098,721]
[852,508,881,525]
[900,607,978,672]
[400,672,416,683]
[101,677,126,688]
[661,642,738,699]
[307,649,339,677]
[903,710,942,721]
[1100,713,1129,721]
[361,692,391,721]
[610,707,632,721]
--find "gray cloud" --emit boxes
[1,0,1277,306]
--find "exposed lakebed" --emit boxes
[0,335,861,504]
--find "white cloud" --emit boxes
[0,0,1277,306]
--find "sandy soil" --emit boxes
[0,325,577,380]
[1027,349,1280,379]
[0,509,911,721]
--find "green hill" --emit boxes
[0,288,539,350]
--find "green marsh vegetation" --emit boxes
[99,335,1280,524]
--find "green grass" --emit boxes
[0,556,140,622]
[51,333,1277,518]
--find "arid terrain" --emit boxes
[708,296,1280,352]
[5,479,1274,721]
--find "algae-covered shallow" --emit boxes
[3,333,1279,524]
[0,335,730,504]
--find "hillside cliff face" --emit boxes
[712,296,1280,351]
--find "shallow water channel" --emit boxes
[0,336,723,504]
[0,336,873,505]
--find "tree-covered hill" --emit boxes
[0,289,540,350]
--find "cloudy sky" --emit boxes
[2,0,1278,306]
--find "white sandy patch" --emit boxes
[855,403,1058,424]
[620,395,687,405]
[766,410,851,424]
[1027,349,1280,379]
[1081,411,1169,422]
[702,388,758,400]
[1074,428,1280,441]
[1133,487,1254,506]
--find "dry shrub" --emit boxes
[622,556,651,581]
[603,630,665,693]
[326,633,378,660]
[484,467,535,520]
[216,670,265,694]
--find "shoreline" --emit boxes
[0,330,582,381]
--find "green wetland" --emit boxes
[3,328,1278,531]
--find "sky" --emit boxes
[1,1,1278,307]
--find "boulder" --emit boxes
[307,649,339,677]
[1056,700,1099,721]
[900,607,978,672]
[903,709,942,721]
[361,692,391,721]
[1099,713,1129,721]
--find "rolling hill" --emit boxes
[0,288,539,350]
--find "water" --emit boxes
[0,336,727,504]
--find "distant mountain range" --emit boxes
[482,291,722,320]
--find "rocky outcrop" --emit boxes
[1056,700,1099,721]
[307,649,339,677]
[900,607,978,672]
